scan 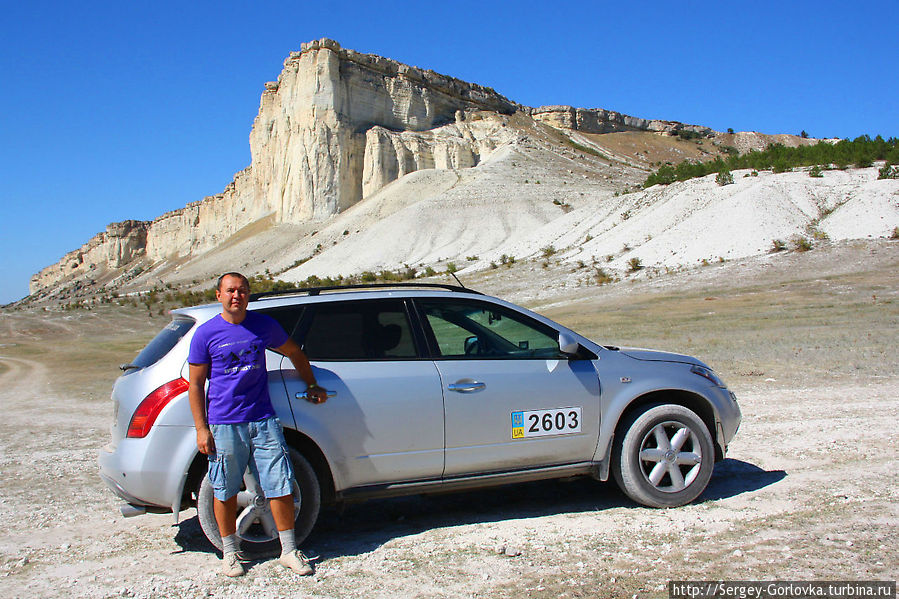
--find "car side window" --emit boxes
[255,306,306,340]
[300,300,419,360]
[417,299,561,359]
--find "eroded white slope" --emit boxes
[277,164,898,282]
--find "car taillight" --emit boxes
[126,378,189,438]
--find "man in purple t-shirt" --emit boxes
[188,272,326,577]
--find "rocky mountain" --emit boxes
[28,39,897,302]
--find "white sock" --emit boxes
[279,529,297,555]
[222,533,240,555]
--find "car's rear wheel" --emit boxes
[612,403,714,507]
[197,447,320,553]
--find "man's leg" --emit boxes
[213,495,238,537]
[269,495,295,531]
[250,418,313,576]
[270,495,312,575]
[213,495,244,577]
[208,423,249,577]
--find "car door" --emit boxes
[278,298,445,491]
[414,297,601,478]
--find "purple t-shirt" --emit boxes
[188,311,289,424]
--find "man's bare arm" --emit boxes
[188,362,215,454]
[275,338,327,404]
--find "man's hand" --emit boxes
[275,338,327,404]
[196,427,215,455]
[306,385,328,404]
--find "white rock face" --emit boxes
[529,105,712,136]
[30,39,523,294]
[31,221,147,289]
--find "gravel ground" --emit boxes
[1,241,896,598]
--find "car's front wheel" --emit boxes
[612,403,714,507]
[197,447,320,553]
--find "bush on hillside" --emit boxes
[716,169,734,186]
[643,135,898,188]
[878,164,899,179]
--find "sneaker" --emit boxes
[221,552,245,577]
[279,550,313,576]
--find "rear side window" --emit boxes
[255,306,306,339]
[300,300,419,360]
[132,317,195,368]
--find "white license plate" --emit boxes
[512,407,581,439]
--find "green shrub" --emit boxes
[541,246,556,257]
[793,236,813,252]
[771,239,787,252]
[716,169,734,186]
[772,159,791,173]
[675,129,703,140]
[809,165,825,178]
[878,164,899,179]
[564,136,603,157]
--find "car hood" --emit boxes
[616,347,705,367]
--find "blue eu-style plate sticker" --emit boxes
[511,411,525,439]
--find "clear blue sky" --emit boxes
[2,0,896,304]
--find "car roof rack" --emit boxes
[249,282,482,301]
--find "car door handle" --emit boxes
[447,380,486,393]
[295,389,337,400]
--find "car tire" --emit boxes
[197,447,321,553]
[612,403,714,508]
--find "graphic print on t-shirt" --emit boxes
[219,339,263,375]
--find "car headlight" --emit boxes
[691,364,726,387]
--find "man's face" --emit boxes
[216,275,250,317]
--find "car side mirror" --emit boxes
[558,332,598,360]
[559,332,581,356]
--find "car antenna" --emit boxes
[449,271,467,289]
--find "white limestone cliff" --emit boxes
[29,38,716,296]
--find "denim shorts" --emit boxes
[207,417,295,501]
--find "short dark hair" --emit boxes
[217,272,250,291]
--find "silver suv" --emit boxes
[99,284,741,551]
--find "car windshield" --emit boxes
[131,317,195,369]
